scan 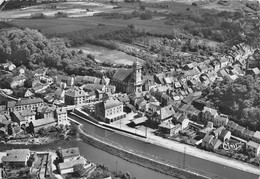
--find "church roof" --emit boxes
[113,69,133,83]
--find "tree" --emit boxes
[73,164,85,177]
[140,11,152,20]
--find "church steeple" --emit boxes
[133,59,142,93]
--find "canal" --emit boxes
[69,114,259,179]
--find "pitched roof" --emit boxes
[160,105,175,120]
[219,129,230,140]
[253,131,260,140]
[56,107,66,114]
[83,76,98,83]
[61,147,80,159]
[32,118,56,128]
[16,98,43,106]
[203,134,214,143]
[20,109,36,117]
[103,98,122,110]
[59,157,85,170]
[202,107,218,116]
[113,69,133,82]
[65,88,85,97]
[2,149,30,163]
[247,141,260,149]
[158,122,175,129]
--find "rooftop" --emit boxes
[61,147,80,159]
[59,157,85,170]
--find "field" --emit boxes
[71,44,143,66]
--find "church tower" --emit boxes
[133,60,142,93]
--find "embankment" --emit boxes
[78,125,209,179]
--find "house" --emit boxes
[212,126,225,138]
[218,129,231,142]
[34,68,48,77]
[56,75,75,87]
[54,88,65,100]
[154,73,165,84]
[135,98,147,111]
[31,117,56,132]
[217,69,228,78]
[247,67,260,76]
[8,98,44,112]
[213,114,229,127]
[101,76,110,85]
[111,61,142,94]
[19,109,36,123]
[2,149,30,167]
[83,76,100,84]
[210,60,220,72]
[36,106,56,119]
[11,111,28,126]
[24,89,34,98]
[39,76,53,84]
[242,129,255,141]
[202,135,221,150]
[65,88,86,105]
[253,131,260,144]
[55,107,68,125]
[199,122,214,138]
[10,75,26,89]
[58,157,87,175]
[95,98,126,123]
[233,125,245,138]
[176,115,189,130]
[209,138,222,150]
[202,107,218,123]
[128,116,147,127]
[202,135,214,149]
[1,62,16,71]
[246,141,260,157]
[151,105,175,123]
[218,56,229,68]
[158,122,181,137]
[60,147,80,162]
[225,120,238,133]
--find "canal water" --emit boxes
[69,114,259,179]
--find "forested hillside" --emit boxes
[0,28,97,75]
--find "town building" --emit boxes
[65,88,86,105]
[30,118,56,132]
[55,107,68,125]
[95,98,126,123]
[202,107,218,123]
[253,131,260,144]
[213,114,229,127]
[2,149,30,167]
[7,98,44,113]
[58,157,87,175]
[218,129,231,142]
[36,106,56,119]
[158,122,181,137]
[246,141,260,157]
[111,61,142,94]
[60,147,80,163]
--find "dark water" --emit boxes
[69,114,259,179]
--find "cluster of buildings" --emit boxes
[0,147,95,178]
[56,147,95,175]
[0,96,68,137]
[200,106,260,157]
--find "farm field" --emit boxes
[11,15,174,35]
[71,43,143,66]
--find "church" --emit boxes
[111,61,142,94]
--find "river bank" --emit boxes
[78,125,208,179]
